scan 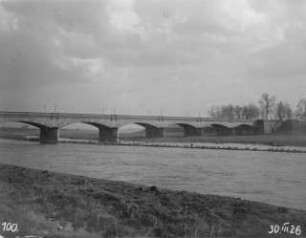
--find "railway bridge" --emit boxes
[0,111,279,144]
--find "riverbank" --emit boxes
[117,140,306,153]
[2,128,306,153]
[138,134,306,147]
[59,139,306,153]
[0,129,306,153]
[3,127,306,146]
[0,164,305,237]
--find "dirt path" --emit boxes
[0,164,305,237]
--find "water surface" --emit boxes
[0,138,305,210]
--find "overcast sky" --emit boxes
[0,0,306,116]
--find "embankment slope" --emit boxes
[0,164,305,237]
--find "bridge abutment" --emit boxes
[40,127,59,144]
[99,127,118,143]
[254,120,283,135]
[146,127,166,138]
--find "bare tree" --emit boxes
[208,106,220,119]
[234,105,243,119]
[209,104,260,120]
[258,93,276,120]
[222,104,235,120]
[296,98,306,120]
[276,101,292,121]
[242,104,260,119]
[284,103,292,120]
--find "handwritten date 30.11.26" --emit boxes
[268,222,302,236]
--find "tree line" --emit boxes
[208,93,306,121]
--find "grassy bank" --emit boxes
[0,164,305,237]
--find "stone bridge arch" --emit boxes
[234,124,258,135]
[133,122,166,138]
[176,123,203,137]
[211,124,232,136]
[211,123,259,136]
[59,121,119,143]
[0,120,59,144]
[0,119,49,129]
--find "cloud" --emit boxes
[0,2,18,31]
[0,0,305,114]
[220,0,266,31]
[107,0,140,33]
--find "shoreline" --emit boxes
[0,163,305,237]
[61,138,306,153]
[2,127,306,153]
[2,136,306,153]
[113,140,306,153]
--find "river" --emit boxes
[0,138,305,210]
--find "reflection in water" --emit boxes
[0,138,305,210]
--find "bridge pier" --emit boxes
[40,127,59,144]
[146,127,166,139]
[183,127,204,137]
[230,128,236,136]
[99,127,118,143]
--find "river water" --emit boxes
[0,138,305,210]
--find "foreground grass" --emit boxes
[0,164,305,237]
